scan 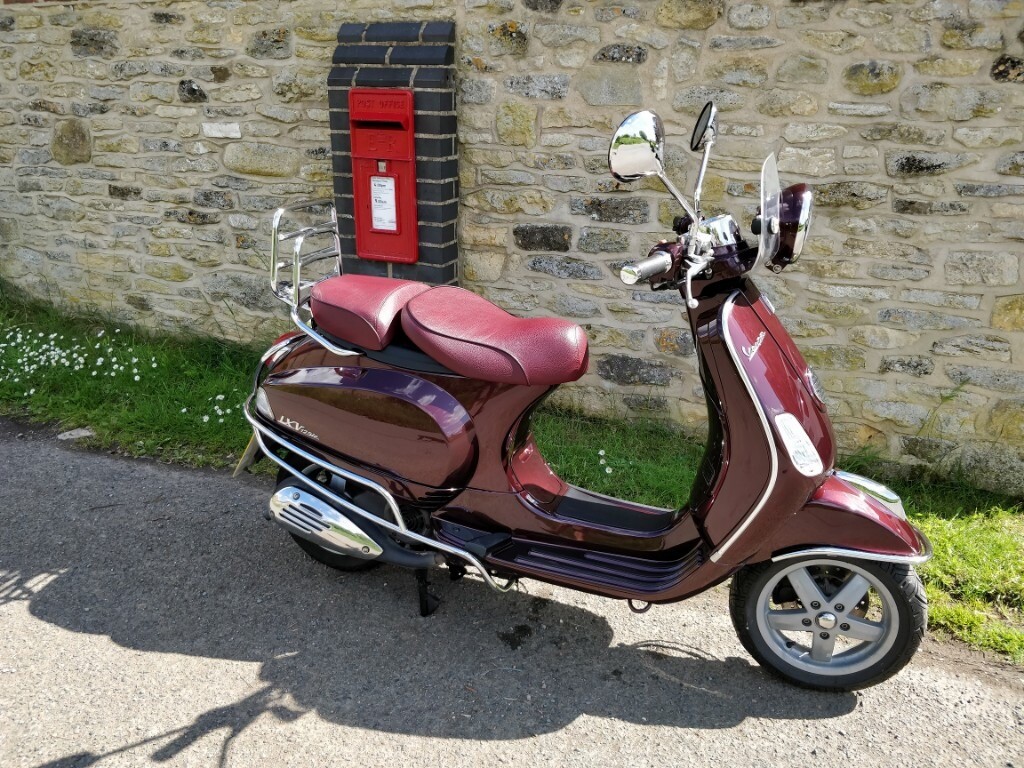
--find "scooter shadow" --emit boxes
[1,466,857,748]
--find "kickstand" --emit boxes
[416,569,441,617]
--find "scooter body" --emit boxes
[241,103,931,690]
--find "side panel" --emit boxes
[264,365,477,489]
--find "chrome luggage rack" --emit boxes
[270,199,360,358]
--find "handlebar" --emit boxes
[619,250,674,285]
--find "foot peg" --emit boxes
[416,569,440,617]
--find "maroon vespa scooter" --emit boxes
[238,102,930,691]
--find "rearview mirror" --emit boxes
[608,110,665,182]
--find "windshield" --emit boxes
[759,153,781,262]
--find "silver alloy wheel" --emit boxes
[754,558,900,676]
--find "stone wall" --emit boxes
[1,0,1023,493]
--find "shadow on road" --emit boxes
[0,438,856,765]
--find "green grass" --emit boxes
[0,285,260,466]
[1,285,1022,662]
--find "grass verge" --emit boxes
[1,287,1021,663]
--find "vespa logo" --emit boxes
[742,332,766,361]
[278,415,320,442]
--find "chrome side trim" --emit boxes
[771,540,933,566]
[834,470,906,520]
[243,400,517,593]
[709,291,780,563]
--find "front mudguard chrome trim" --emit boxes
[243,397,517,593]
[771,537,933,566]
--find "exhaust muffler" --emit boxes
[270,485,383,560]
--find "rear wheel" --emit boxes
[729,557,926,691]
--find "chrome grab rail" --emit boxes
[243,397,517,593]
[270,199,361,358]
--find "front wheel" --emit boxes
[729,557,926,691]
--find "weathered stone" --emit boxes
[727,4,771,29]
[899,289,980,310]
[488,21,528,56]
[864,401,930,429]
[223,142,299,178]
[571,197,648,224]
[167,209,221,226]
[552,294,600,318]
[941,18,1003,50]
[947,365,1024,394]
[623,394,670,412]
[849,326,920,349]
[776,55,829,85]
[178,80,207,104]
[828,103,892,119]
[880,356,935,377]
[576,68,642,106]
[514,224,572,252]
[709,36,782,50]
[956,182,1024,197]
[945,251,1019,286]
[597,354,673,385]
[501,74,569,103]
[71,28,119,58]
[783,123,847,143]
[51,119,91,165]
[932,334,1012,361]
[802,30,865,54]
[524,0,564,10]
[991,54,1024,82]
[989,399,1024,443]
[655,0,723,29]
[107,184,141,201]
[815,182,889,209]
[885,150,979,178]
[464,189,554,215]
[535,24,600,46]
[708,55,767,87]
[528,255,603,280]
[594,44,648,64]
[953,126,1023,148]
[144,262,193,282]
[843,61,902,95]
[912,56,981,78]
[496,102,537,147]
[862,124,946,146]
[460,79,495,105]
[839,8,893,27]
[193,190,233,210]
[778,148,836,177]
[875,26,932,53]
[673,86,744,113]
[992,295,1024,331]
[900,83,1000,122]
[802,345,866,370]
[996,152,1024,177]
[654,328,695,356]
[756,88,816,117]
[776,6,831,28]
[272,68,325,103]
[577,228,629,253]
[878,308,981,330]
[461,251,505,282]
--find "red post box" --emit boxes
[349,88,419,264]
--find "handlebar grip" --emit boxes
[619,250,674,285]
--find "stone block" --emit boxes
[514,224,572,252]
[597,354,673,385]
[849,325,920,349]
[727,4,771,29]
[655,0,724,29]
[932,334,1011,361]
[947,365,1024,394]
[496,102,537,147]
[570,196,649,224]
[843,61,902,95]
[880,356,935,377]
[802,345,867,370]
[992,295,1024,331]
[576,68,642,106]
[945,251,1019,286]
[223,142,299,178]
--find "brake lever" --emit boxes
[684,234,716,309]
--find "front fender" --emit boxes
[748,471,932,565]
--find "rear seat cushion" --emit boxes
[310,274,430,351]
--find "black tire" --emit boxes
[729,556,927,691]
[275,467,381,573]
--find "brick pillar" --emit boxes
[328,21,458,285]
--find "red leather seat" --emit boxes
[402,286,589,385]
[310,274,429,351]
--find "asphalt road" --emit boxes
[0,419,1021,768]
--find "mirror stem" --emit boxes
[658,171,699,225]
[693,130,715,219]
